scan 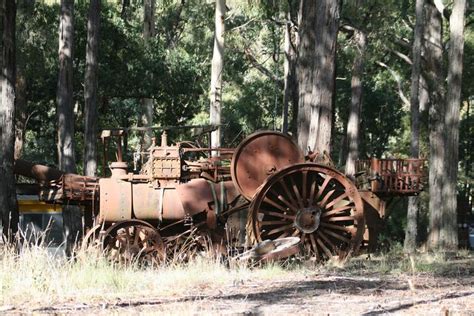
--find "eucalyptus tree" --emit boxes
[404,0,425,253]
[210,0,226,151]
[84,0,100,177]
[57,0,81,254]
[281,0,298,134]
[426,0,467,250]
[437,0,467,250]
[297,0,340,155]
[141,0,155,149]
[340,0,371,177]
[0,0,19,238]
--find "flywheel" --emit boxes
[231,131,304,200]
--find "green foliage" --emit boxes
[13,0,474,249]
[17,1,212,165]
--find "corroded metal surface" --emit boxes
[248,163,365,261]
[99,178,132,222]
[356,158,426,195]
[102,219,165,264]
[132,183,162,220]
[231,131,304,200]
[238,237,300,262]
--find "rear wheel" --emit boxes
[249,163,365,261]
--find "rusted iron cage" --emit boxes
[356,158,426,195]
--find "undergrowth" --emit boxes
[0,233,299,307]
[321,243,474,277]
[1,233,472,309]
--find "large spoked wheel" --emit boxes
[103,220,165,265]
[249,163,365,261]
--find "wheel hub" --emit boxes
[294,207,322,233]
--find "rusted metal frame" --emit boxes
[364,158,426,194]
[181,147,234,155]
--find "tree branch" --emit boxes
[243,47,284,88]
[376,61,410,109]
[390,49,413,65]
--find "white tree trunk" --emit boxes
[439,0,466,250]
[345,29,366,177]
[404,0,424,253]
[141,0,155,150]
[57,0,76,173]
[84,0,100,177]
[297,0,339,155]
[210,0,225,152]
[282,8,297,134]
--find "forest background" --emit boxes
[0,0,472,250]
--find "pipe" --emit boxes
[14,159,64,183]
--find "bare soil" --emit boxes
[3,272,473,315]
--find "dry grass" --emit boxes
[1,233,472,313]
[324,245,474,277]
[0,237,302,308]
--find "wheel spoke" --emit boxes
[322,205,353,218]
[274,193,299,213]
[260,209,296,220]
[316,176,332,200]
[321,228,351,244]
[325,193,349,209]
[309,233,319,260]
[320,222,356,233]
[308,178,318,206]
[318,230,338,253]
[266,224,295,236]
[263,196,290,213]
[291,228,301,237]
[326,216,355,222]
[278,179,299,209]
[302,171,308,206]
[289,176,304,209]
[134,229,140,245]
[319,189,336,208]
[316,235,333,258]
[260,220,290,226]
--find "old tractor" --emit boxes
[14,127,426,263]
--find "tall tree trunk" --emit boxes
[297,0,339,155]
[141,0,155,150]
[426,0,446,250]
[57,0,80,255]
[84,0,100,177]
[210,0,225,152]
[345,29,366,177]
[282,9,297,134]
[0,0,19,238]
[296,0,314,151]
[439,0,466,250]
[404,0,424,253]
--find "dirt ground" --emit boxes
[3,272,473,315]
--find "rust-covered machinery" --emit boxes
[14,128,426,263]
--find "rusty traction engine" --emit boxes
[14,129,426,262]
